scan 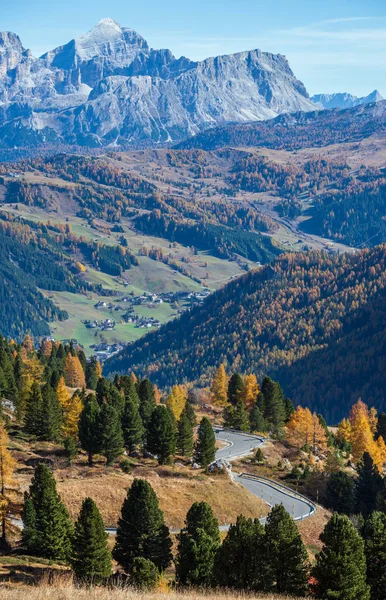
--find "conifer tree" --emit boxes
[376,412,386,441]
[22,463,73,561]
[194,417,216,469]
[56,376,70,410]
[355,451,383,518]
[264,504,309,596]
[113,478,172,573]
[325,471,354,515]
[21,492,36,552]
[120,376,140,407]
[166,385,187,420]
[362,511,386,600]
[131,557,160,589]
[242,374,260,412]
[122,397,144,453]
[24,381,43,436]
[183,402,197,428]
[71,497,112,583]
[40,383,62,441]
[284,397,295,422]
[78,395,102,466]
[213,515,268,591]
[176,501,220,586]
[64,353,86,388]
[62,393,83,440]
[227,373,244,406]
[177,412,194,458]
[250,403,268,433]
[0,422,16,549]
[99,403,124,466]
[312,513,370,600]
[138,379,156,428]
[262,377,285,430]
[211,364,228,407]
[223,400,249,431]
[146,405,176,465]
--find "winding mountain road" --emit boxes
[214,428,316,523]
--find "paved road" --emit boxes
[214,428,315,522]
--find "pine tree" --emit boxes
[183,402,197,428]
[284,397,295,422]
[213,515,268,590]
[24,381,43,436]
[0,422,16,549]
[211,364,228,407]
[22,463,73,561]
[131,557,160,589]
[40,383,62,441]
[138,379,156,428]
[166,385,187,420]
[176,501,220,586]
[122,397,144,453]
[146,405,176,465]
[99,403,124,466]
[250,403,268,433]
[262,377,285,430]
[113,478,172,573]
[194,417,216,469]
[376,412,386,441]
[227,373,244,406]
[325,471,354,515]
[362,511,386,600]
[64,353,86,388]
[71,497,112,583]
[177,412,194,457]
[265,504,309,596]
[355,452,383,518]
[312,513,370,600]
[21,492,36,552]
[85,358,100,391]
[120,376,140,407]
[78,395,102,466]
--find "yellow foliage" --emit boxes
[350,412,375,463]
[0,422,16,542]
[62,393,83,440]
[56,376,70,408]
[242,374,260,412]
[166,385,187,420]
[40,338,53,357]
[95,360,102,380]
[286,406,327,454]
[75,261,87,273]
[64,354,86,388]
[210,364,228,407]
[336,418,352,444]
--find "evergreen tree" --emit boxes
[22,463,73,561]
[71,497,112,583]
[227,373,244,406]
[40,383,62,441]
[376,413,386,441]
[312,513,370,600]
[265,504,309,596]
[362,511,386,600]
[183,402,197,428]
[213,515,268,590]
[122,397,144,453]
[113,479,172,573]
[21,492,37,552]
[250,403,268,433]
[24,382,43,436]
[284,397,295,422]
[256,391,266,416]
[120,376,140,407]
[262,377,285,430]
[355,452,383,518]
[78,395,102,466]
[131,557,160,589]
[85,358,99,390]
[138,379,156,428]
[194,417,216,469]
[146,405,176,465]
[177,412,194,458]
[325,471,354,515]
[176,501,220,586]
[99,403,124,466]
[63,436,77,466]
[223,400,249,431]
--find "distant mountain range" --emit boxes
[311,90,383,110]
[0,18,316,150]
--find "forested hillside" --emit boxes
[104,246,386,419]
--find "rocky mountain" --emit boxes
[0,18,316,149]
[311,89,383,110]
[177,99,386,151]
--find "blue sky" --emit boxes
[2,0,386,96]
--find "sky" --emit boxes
[2,0,386,97]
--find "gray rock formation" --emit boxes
[311,90,383,110]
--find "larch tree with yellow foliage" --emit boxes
[166,385,187,420]
[95,360,102,381]
[0,422,16,549]
[286,407,327,455]
[64,354,86,388]
[211,364,228,407]
[242,374,260,412]
[336,418,352,446]
[351,412,376,464]
[62,393,83,440]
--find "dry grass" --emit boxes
[54,467,269,528]
[0,581,302,600]
[296,505,331,559]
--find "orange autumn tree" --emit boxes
[0,422,16,548]
[211,364,228,407]
[348,399,386,469]
[242,374,260,412]
[286,406,327,455]
[64,354,86,388]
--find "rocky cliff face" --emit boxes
[0,18,316,149]
[311,90,384,110]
